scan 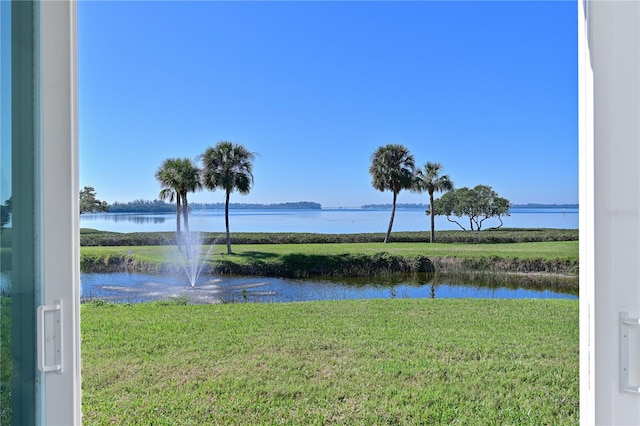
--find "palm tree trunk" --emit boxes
[225,190,232,254]
[429,191,435,243]
[175,193,182,243]
[182,193,190,234]
[384,192,397,243]
[182,192,190,259]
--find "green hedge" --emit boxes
[81,228,578,247]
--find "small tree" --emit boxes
[79,186,109,214]
[430,184,510,231]
[369,144,416,243]
[1,197,11,228]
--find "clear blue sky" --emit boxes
[78,1,578,208]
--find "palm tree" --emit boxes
[174,158,202,235]
[200,141,255,254]
[156,158,183,240]
[413,162,454,243]
[369,144,416,243]
[155,158,202,246]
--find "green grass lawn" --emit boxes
[228,241,578,262]
[81,240,578,268]
[0,297,11,425]
[79,228,579,247]
[81,299,578,425]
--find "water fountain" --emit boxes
[171,231,215,288]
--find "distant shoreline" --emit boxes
[107,200,323,213]
[509,203,579,209]
[360,203,578,210]
[102,201,578,214]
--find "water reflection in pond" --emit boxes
[82,213,167,225]
[79,272,578,304]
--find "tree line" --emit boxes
[361,203,428,210]
[91,200,322,213]
[190,201,322,210]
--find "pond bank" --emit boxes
[80,250,578,293]
[79,232,578,292]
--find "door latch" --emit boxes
[37,300,62,373]
[620,312,640,393]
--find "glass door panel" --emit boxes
[1,2,80,424]
[1,1,43,424]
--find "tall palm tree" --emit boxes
[369,144,416,243]
[156,158,183,240]
[200,141,255,254]
[155,158,202,245]
[174,158,202,235]
[413,162,454,243]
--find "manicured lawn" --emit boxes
[81,299,578,425]
[81,240,578,269]
[229,241,578,262]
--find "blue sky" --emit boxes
[78,1,578,208]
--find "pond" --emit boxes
[79,272,578,304]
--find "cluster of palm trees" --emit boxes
[157,141,449,251]
[369,144,454,243]
[155,141,255,254]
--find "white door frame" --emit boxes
[580,1,640,424]
[578,0,594,423]
[40,1,81,424]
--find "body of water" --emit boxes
[77,272,577,304]
[65,207,580,304]
[80,207,578,234]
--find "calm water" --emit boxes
[77,272,577,304]
[80,207,578,234]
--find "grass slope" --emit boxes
[81,241,579,276]
[81,299,579,425]
[226,241,578,262]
